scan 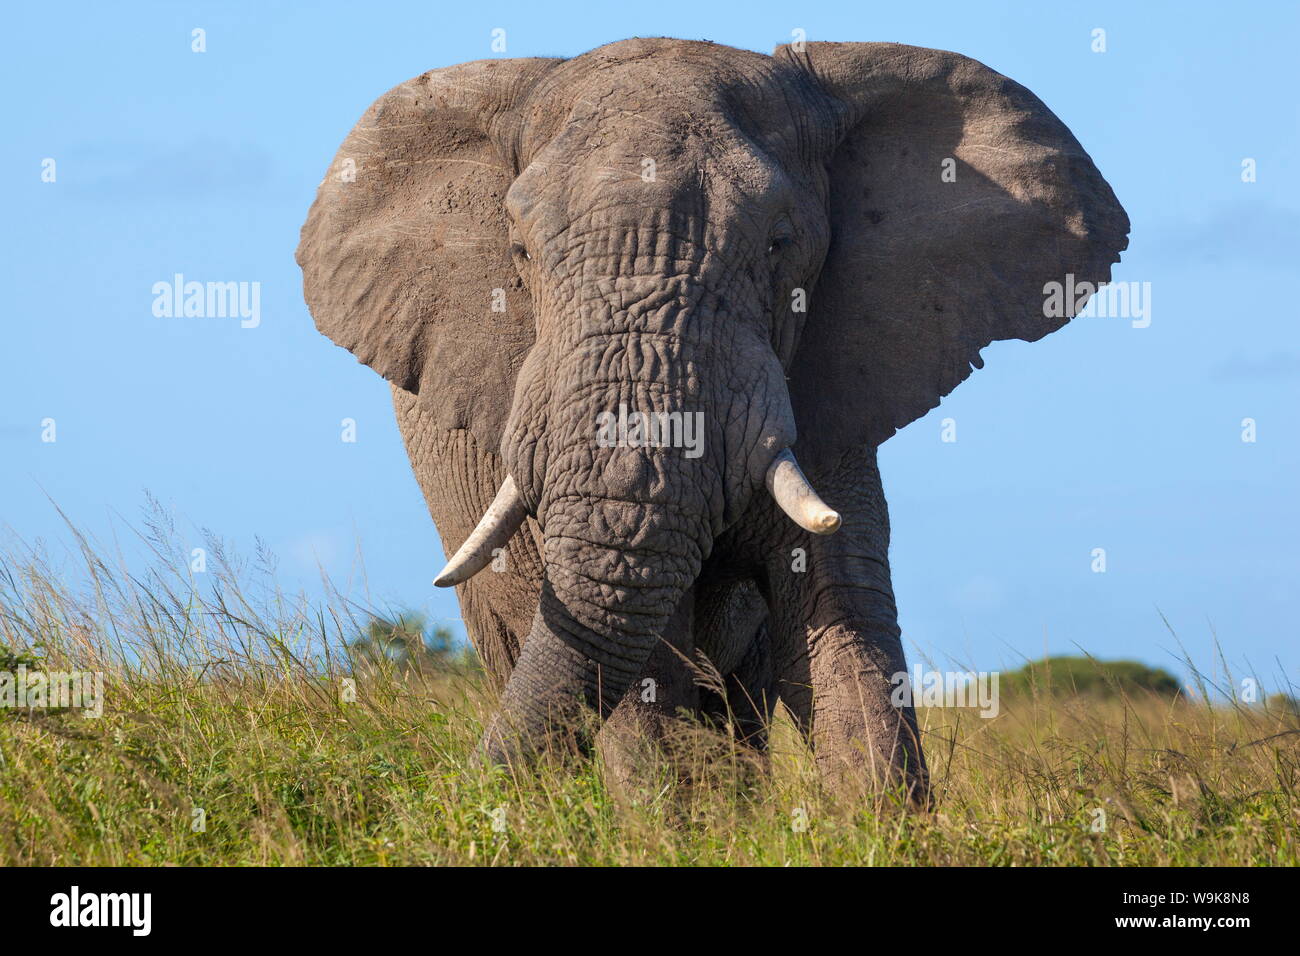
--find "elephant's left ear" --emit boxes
[774,42,1130,449]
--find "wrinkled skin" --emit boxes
[297,38,1129,804]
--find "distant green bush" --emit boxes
[348,611,479,674]
[1001,656,1182,699]
[0,647,42,671]
[1266,693,1300,718]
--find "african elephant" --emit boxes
[296,38,1128,803]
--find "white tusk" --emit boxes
[433,476,528,587]
[765,449,841,535]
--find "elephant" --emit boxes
[296,38,1128,804]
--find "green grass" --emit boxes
[0,512,1296,866]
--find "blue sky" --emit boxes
[3,1,1297,692]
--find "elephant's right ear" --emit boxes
[296,57,561,443]
[774,42,1129,450]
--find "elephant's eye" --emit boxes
[767,233,792,257]
[510,242,531,262]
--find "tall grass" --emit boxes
[0,508,1295,866]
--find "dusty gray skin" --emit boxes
[297,38,1129,803]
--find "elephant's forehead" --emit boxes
[512,121,790,228]
[518,83,797,201]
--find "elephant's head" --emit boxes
[297,39,1128,761]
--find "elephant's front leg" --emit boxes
[765,449,929,806]
[595,588,698,795]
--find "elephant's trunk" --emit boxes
[473,244,822,763]
[479,496,702,764]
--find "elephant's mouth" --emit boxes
[433,445,838,588]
